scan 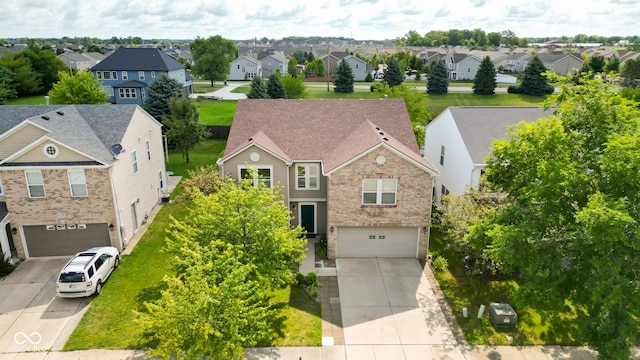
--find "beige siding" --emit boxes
[1,168,118,258]
[110,108,166,247]
[0,124,48,160]
[326,146,434,259]
[221,146,289,204]
[290,201,327,234]
[13,141,94,163]
[288,162,327,200]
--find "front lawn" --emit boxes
[195,99,237,126]
[64,141,321,350]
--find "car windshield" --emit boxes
[59,272,85,283]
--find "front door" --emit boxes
[299,203,316,234]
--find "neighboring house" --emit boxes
[83,51,108,67]
[424,106,552,204]
[319,53,369,81]
[259,52,287,77]
[0,105,167,259]
[441,53,482,80]
[217,99,438,260]
[504,53,532,72]
[90,47,193,105]
[532,52,583,76]
[229,55,261,80]
[57,51,92,71]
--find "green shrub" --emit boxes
[432,256,449,273]
[316,236,327,259]
[364,73,373,82]
[0,256,16,277]
[295,272,305,286]
[507,85,522,94]
[304,272,318,287]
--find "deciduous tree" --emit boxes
[0,54,42,96]
[267,73,286,99]
[287,58,297,77]
[621,58,640,88]
[473,56,497,95]
[48,70,108,104]
[163,95,208,164]
[142,74,185,122]
[427,60,449,94]
[281,75,308,99]
[18,45,66,92]
[0,65,17,104]
[334,58,354,93]
[190,35,237,86]
[313,58,325,77]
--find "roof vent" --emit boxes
[56,111,64,116]
[41,116,50,120]
[248,137,253,142]
[379,131,384,136]
[382,137,389,141]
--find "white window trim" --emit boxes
[146,139,151,160]
[132,150,139,174]
[118,88,137,99]
[151,71,156,78]
[295,163,320,190]
[159,170,164,189]
[238,165,273,187]
[68,169,88,197]
[43,143,59,158]
[362,179,397,205]
[25,170,45,198]
[139,71,145,80]
[122,71,128,80]
[0,176,4,195]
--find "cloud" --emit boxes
[469,0,487,6]
[249,5,306,21]
[435,8,452,17]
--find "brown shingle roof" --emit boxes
[221,99,437,174]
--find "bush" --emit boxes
[304,272,318,287]
[295,272,305,286]
[0,256,16,277]
[370,84,380,92]
[364,73,373,82]
[543,84,555,94]
[316,236,327,259]
[431,256,448,273]
[507,85,523,94]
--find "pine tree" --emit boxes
[520,55,554,96]
[142,74,185,121]
[473,56,497,95]
[427,60,449,94]
[267,73,286,99]
[334,58,354,93]
[384,57,404,87]
[247,76,269,99]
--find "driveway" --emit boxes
[337,258,465,359]
[0,257,91,353]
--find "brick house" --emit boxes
[217,99,438,259]
[0,105,167,259]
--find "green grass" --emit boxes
[65,140,321,350]
[192,83,224,94]
[6,95,47,105]
[426,93,548,119]
[195,99,237,126]
[231,86,250,94]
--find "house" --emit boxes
[424,106,552,204]
[229,55,261,80]
[90,47,192,105]
[217,99,438,260]
[504,53,532,72]
[531,52,583,76]
[319,53,370,80]
[441,53,482,80]
[0,105,167,259]
[259,51,287,78]
[57,51,92,71]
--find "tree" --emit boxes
[383,57,403,87]
[0,65,17,104]
[0,54,42,96]
[281,74,308,99]
[621,58,640,88]
[313,58,325,77]
[18,45,66,92]
[190,35,237,86]
[487,32,501,46]
[473,56,497,95]
[142,74,185,122]
[48,70,108,104]
[604,57,620,73]
[163,95,208,164]
[374,83,430,146]
[247,76,269,99]
[472,77,640,359]
[267,73,286,99]
[427,60,449,94]
[287,57,297,77]
[517,55,554,95]
[334,58,354,93]
[589,55,605,74]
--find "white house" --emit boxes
[229,56,261,80]
[442,54,482,80]
[424,106,552,204]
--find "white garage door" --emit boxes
[337,227,418,258]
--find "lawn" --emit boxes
[195,99,237,126]
[426,93,548,119]
[6,95,48,105]
[64,139,321,350]
[192,82,224,94]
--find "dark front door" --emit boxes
[300,203,315,234]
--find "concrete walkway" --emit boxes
[189,81,247,100]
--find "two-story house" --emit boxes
[441,53,483,80]
[259,52,287,78]
[229,55,261,80]
[217,99,438,260]
[424,106,552,204]
[531,52,583,76]
[90,47,193,105]
[319,52,371,80]
[504,53,533,72]
[0,105,167,259]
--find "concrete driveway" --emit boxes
[0,257,91,353]
[337,258,464,359]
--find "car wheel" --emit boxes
[114,256,120,269]
[95,280,102,295]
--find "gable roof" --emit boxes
[0,105,144,165]
[220,99,437,174]
[443,106,554,164]
[90,47,185,72]
[536,52,582,64]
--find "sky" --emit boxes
[1,0,638,41]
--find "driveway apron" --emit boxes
[337,258,463,359]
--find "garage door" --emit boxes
[24,223,110,257]
[337,227,418,258]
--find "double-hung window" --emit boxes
[0,176,4,196]
[239,165,272,187]
[296,164,319,190]
[138,71,145,80]
[146,139,151,160]
[362,179,397,205]
[132,150,139,174]
[121,71,128,80]
[25,171,45,198]
[68,170,88,197]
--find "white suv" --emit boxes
[56,246,120,298]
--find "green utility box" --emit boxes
[489,303,517,328]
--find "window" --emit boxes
[131,150,138,174]
[96,71,117,80]
[94,256,104,271]
[159,170,164,189]
[141,88,145,98]
[441,185,450,200]
[68,170,88,197]
[122,71,128,80]
[102,86,114,96]
[118,88,137,99]
[296,164,319,190]
[151,71,155,78]
[146,139,151,160]
[43,143,59,158]
[362,179,397,205]
[87,267,94,278]
[239,166,272,187]
[138,71,145,80]
[25,171,45,198]
[440,145,445,166]
[0,176,3,195]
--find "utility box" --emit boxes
[489,303,517,328]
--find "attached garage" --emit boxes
[337,227,419,258]
[23,223,110,257]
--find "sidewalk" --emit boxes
[189,81,247,100]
